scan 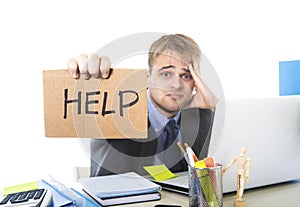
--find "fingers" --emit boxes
[67,58,79,79]
[99,56,111,78]
[77,53,89,79]
[67,53,111,79]
[88,53,100,78]
[189,64,205,88]
[188,64,206,95]
[188,64,219,110]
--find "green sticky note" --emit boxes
[3,181,38,195]
[144,164,178,181]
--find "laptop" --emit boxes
[210,96,300,192]
[150,96,300,194]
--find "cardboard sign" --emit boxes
[43,69,147,138]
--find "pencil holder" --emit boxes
[188,164,223,207]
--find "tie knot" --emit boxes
[165,119,176,131]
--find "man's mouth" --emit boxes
[167,92,184,99]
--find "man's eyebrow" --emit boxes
[158,65,175,71]
[182,68,191,73]
[158,65,190,73]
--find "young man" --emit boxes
[68,34,218,176]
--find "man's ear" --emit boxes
[146,69,151,78]
[146,70,151,88]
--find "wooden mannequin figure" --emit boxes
[222,147,251,207]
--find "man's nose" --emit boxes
[169,76,182,89]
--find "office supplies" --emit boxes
[279,60,300,96]
[0,188,53,207]
[177,142,186,155]
[184,143,198,166]
[194,160,206,169]
[204,157,215,168]
[189,164,222,207]
[3,182,38,196]
[44,176,85,207]
[177,142,190,165]
[148,171,189,195]
[147,159,218,196]
[70,188,99,207]
[144,164,178,181]
[79,172,161,206]
[38,179,74,206]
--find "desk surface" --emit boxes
[118,179,300,207]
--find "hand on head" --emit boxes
[185,64,219,111]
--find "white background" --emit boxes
[0,0,299,188]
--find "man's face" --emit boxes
[148,53,195,118]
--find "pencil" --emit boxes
[177,142,191,165]
[177,142,186,154]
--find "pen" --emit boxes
[177,142,191,166]
[184,143,199,163]
[184,143,196,167]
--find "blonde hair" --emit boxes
[148,34,201,72]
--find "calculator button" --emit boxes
[10,191,29,204]
[34,189,44,199]
[18,192,28,200]
[10,197,29,204]
[0,194,15,204]
[10,194,21,202]
[27,190,36,199]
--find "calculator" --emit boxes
[0,189,53,207]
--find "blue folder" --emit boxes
[38,180,74,207]
[279,60,300,96]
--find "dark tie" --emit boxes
[162,119,184,172]
[164,119,178,150]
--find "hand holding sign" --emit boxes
[67,53,111,79]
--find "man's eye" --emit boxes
[161,72,171,77]
[182,74,193,79]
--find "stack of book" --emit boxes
[79,172,162,206]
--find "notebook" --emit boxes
[79,172,161,206]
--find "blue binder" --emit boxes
[279,60,300,96]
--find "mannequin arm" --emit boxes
[222,157,236,175]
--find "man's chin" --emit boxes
[162,104,182,113]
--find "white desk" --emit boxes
[118,179,300,207]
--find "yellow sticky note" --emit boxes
[144,164,178,181]
[3,181,38,195]
[194,160,208,177]
[194,160,206,168]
